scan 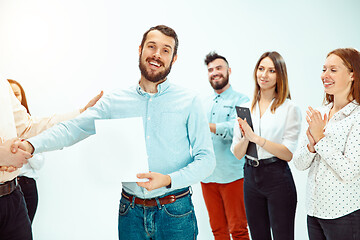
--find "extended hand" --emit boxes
[136,172,171,191]
[0,138,32,168]
[10,139,34,155]
[306,106,327,143]
[80,91,104,113]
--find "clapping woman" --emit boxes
[293,48,360,240]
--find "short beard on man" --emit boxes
[139,54,173,83]
[210,71,229,90]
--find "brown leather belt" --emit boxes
[121,189,190,207]
[0,178,17,197]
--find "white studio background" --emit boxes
[1,0,360,239]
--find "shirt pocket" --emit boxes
[222,105,234,121]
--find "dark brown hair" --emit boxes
[324,48,360,104]
[251,51,291,113]
[204,51,228,66]
[7,79,30,114]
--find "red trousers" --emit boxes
[201,178,249,240]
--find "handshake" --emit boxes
[0,138,34,172]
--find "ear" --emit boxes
[171,54,178,65]
[350,72,354,81]
[139,45,142,56]
[228,67,232,76]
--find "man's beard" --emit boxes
[139,54,173,83]
[210,72,229,90]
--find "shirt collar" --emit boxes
[325,100,359,117]
[212,85,233,100]
[340,100,359,116]
[136,79,170,97]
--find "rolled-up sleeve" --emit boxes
[282,104,302,153]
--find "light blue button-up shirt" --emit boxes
[202,86,249,183]
[29,80,216,199]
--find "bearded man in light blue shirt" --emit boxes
[201,52,250,240]
[16,25,215,240]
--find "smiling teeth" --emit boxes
[324,82,333,85]
[150,61,160,67]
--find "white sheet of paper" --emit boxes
[92,117,149,183]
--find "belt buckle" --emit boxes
[252,159,259,167]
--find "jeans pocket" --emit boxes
[162,197,193,218]
[118,199,131,216]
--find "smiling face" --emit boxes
[322,54,354,100]
[256,57,277,91]
[207,58,231,91]
[138,30,177,83]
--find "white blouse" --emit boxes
[231,98,302,159]
[293,101,360,219]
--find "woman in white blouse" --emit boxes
[231,51,302,240]
[293,48,360,240]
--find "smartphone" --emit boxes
[235,106,258,159]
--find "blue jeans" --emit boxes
[307,209,360,240]
[244,160,297,240]
[118,188,198,240]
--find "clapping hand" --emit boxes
[237,117,257,143]
[306,106,327,143]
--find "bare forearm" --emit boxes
[255,136,293,161]
[233,138,249,160]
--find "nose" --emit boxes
[210,70,219,78]
[321,69,329,80]
[153,48,161,59]
[261,70,268,78]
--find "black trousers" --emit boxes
[244,160,297,240]
[307,209,360,240]
[0,186,32,240]
[17,176,38,223]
